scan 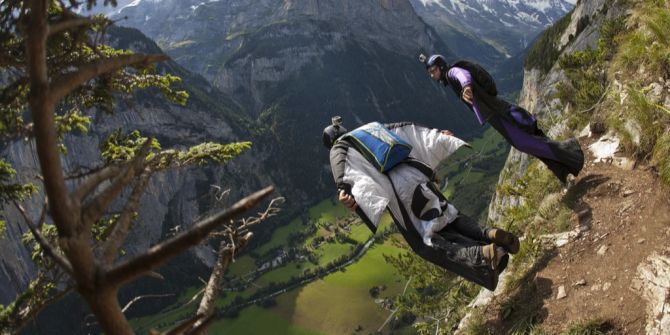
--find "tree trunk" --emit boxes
[192,242,232,334]
[27,0,76,234]
[83,288,133,335]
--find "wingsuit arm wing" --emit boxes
[387,123,468,169]
[329,141,389,232]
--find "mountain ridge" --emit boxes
[411,0,575,56]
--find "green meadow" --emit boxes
[210,240,406,335]
[226,254,257,277]
[255,217,305,255]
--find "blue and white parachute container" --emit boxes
[341,122,412,173]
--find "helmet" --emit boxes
[420,53,449,85]
[425,54,448,70]
[322,125,348,149]
[322,116,348,149]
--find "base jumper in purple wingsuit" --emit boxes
[422,54,585,184]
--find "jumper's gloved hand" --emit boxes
[338,189,358,211]
[462,85,474,105]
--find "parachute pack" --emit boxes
[341,122,412,173]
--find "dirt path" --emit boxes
[480,137,670,334]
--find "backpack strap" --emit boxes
[402,157,436,181]
[385,158,437,231]
[386,175,414,232]
[452,60,498,96]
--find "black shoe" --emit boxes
[482,244,507,271]
[487,229,520,254]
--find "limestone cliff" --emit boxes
[487,0,623,224]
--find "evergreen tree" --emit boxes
[0,1,276,333]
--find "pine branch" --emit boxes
[121,293,174,313]
[189,197,281,334]
[80,140,151,227]
[36,196,48,230]
[48,53,169,104]
[48,17,93,37]
[71,165,122,200]
[11,286,74,334]
[101,175,149,264]
[184,288,205,307]
[0,53,24,68]
[237,197,284,231]
[194,234,251,321]
[104,186,274,287]
[13,202,74,276]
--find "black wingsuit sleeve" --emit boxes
[329,142,350,192]
[328,140,378,233]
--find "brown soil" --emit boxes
[478,137,670,334]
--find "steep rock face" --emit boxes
[487,0,620,223]
[107,0,439,78]
[280,0,425,50]
[110,0,448,105]
[0,143,39,304]
[0,26,273,305]
[631,253,670,335]
[410,0,575,57]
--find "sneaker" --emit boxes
[487,229,520,254]
[482,244,507,271]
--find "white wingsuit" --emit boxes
[344,124,464,243]
[329,122,506,290]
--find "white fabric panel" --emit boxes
[344,124,467,244]
[388,166,458,246]
[392,124,467,169]
[344,148,392,229]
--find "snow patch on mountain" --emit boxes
[525,1,553,12]
[449,1,479,15]
[411,0,575,55]
[417,0,572,17]
[515,11,542,25]
[418,0,449,10]
[190,1,221,12]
